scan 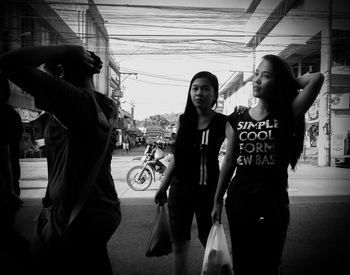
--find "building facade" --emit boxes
[0,0,122,157]
[220,0,350,166]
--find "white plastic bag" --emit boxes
[201,222,233,275]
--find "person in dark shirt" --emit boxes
[212,55,324,275]
[0,74,33,275]
[155,71,228,275]
[0,73,24,230]
[0,45,121,275]
[0,75,23,196]
[0,78,15,273]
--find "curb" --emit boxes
[20,155,143,163]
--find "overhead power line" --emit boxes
[127,78,188,87]
[119,67,188,83]
[17,1,350,17]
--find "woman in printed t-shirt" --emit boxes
[0,45,121,275]
[211,55,324,275]
[154,71,227,275]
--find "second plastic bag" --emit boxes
[145,204,172,257]
[201,222,233,275]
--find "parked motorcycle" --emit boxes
[126,140,169,191]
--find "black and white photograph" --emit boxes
[0,0,349,274]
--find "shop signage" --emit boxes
[331,93,350,110]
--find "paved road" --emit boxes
[14,148,350,275]
[19,148,350,201]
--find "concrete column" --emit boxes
[297,60,302,76]
[318,16,332,166]
[8,2,20,50]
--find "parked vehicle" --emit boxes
[126,140,168,191]
[145,126,164,145]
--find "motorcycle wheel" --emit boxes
[126,166,153,191]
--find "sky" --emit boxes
[95,0,254,120]
[93,0,348,120]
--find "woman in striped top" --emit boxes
[155,71,228,275]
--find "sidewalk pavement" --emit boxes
[14,153,350,275]
[20,146,144,162]
[14,195,350,275]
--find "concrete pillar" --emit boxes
[297,60,302,76]
[8,2,20,50]
[318,14,332,166]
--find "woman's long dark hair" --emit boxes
[174,71,219,166]
[262,54,305,170]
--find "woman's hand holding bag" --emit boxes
[201,222,233,275]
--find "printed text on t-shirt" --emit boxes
[236,119,279,166]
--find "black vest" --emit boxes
[173,112,227,191]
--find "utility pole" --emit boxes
[130,101,135,126]
[252,35,257,73]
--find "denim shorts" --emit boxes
[167,182,214,246]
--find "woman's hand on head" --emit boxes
[88,51,103,74]
[63,45,97,75]
[234,105,248,114]
[292,72,324,119]
[82,49,96,74]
